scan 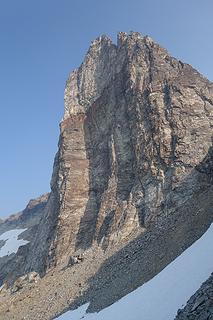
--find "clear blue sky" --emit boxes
[0,0,213,218]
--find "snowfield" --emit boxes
[55,224,213,320]
[0,229,29,258]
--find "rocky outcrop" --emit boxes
[0,194,48,285]
[11,272,40,294]
[23,31,213,275]
[0,32,213,320]
[175,273,213,320]
[0,193,48,236]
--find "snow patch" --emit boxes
[0,229,29,258]
[55,224,213,320]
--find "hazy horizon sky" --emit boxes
[0,0,213,218]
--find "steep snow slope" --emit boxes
[0,229,28,258]
[56,224,213,320]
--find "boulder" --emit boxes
[11,272,40,293]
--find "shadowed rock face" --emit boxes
[175,273,213,320]
[0,194,48,284]
[24,31,213,274]
[0,193,49,236]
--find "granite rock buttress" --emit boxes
[24,32,213,273]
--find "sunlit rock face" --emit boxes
[25,32,213,273]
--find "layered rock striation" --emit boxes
[22,32,213,276]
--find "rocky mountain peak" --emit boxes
[24,193,49,212]
[90,34,113,48]
[64,34,116,118]
[3,32,213,281]
[0,32,213,320]
[41,32,213,270]
[63,32,160,119]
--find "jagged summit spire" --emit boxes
[90,34,113,47]
[63,31,169,119]
[89,31,148,49]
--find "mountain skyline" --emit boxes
[0,27,213,319]
[1,0,213,217]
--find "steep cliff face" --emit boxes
[26,32,213,274]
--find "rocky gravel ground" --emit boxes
[0,247,104,320]
[0,230,141,320]
[0,187,212,320]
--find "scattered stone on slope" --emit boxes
[11,272,40,293]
